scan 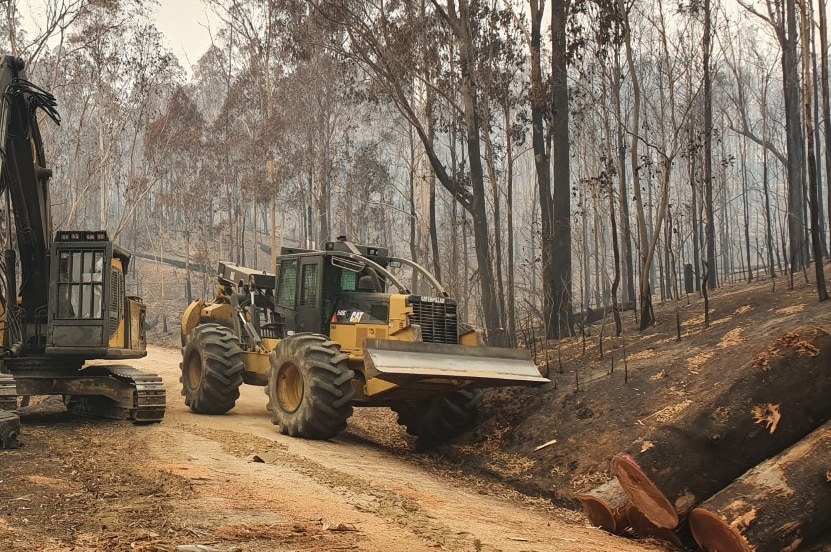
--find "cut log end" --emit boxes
[625,503,683,547]
[575,494,628,534]
[611,454,679,529]
[689,508,752,552]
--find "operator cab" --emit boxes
[46,230,146,359]
[274,239,392,335]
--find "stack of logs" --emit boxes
[577,327,831,551]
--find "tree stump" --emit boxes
[575,478,630,534]
[688,420,831,552]
[611,327,831,528]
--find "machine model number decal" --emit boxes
[335,310,365,323]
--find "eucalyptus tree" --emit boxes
[191,45,230,126]
[474,2,527,341]
[516,0,585,339]
[738,0,807,279]
[42,1,178,241]
[271,50,359,250]
[204,0,307,267]
[310,0,520,345]
[821,0,831,256]
[145,86,207,301]
[203,61,272,265]
[798,0,827,300]
[338,143,395,244]
[0,0,88,74]
[701,0,716,290]
[720,21,783,279]
[617,0,701,329]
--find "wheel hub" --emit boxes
[185,352,203,389]
[277,362,303,413]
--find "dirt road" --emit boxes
[0,346,659,552]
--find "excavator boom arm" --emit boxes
[0,56,59,326]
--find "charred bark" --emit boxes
[575,478,630,534]
[611,327,831,528]
[689,420,831,552]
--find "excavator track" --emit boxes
[112,366,166,424]
[0,408,20,449]
[65,366,166,424]
[0,373,17,412]
[0,374,20,449]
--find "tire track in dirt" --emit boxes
[154,422,484,551]
[148,420,657,552]
[138,345,660,552]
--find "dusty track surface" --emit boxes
[0,347,660,552]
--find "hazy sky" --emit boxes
[20,0,217,75]
[154,0,217,73]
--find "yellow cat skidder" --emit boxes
[180,237,547,444]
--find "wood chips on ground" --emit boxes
[687,351,716,374]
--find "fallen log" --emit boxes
[611,327,831,529]
[575,478,630,534]
[688,420,831,552]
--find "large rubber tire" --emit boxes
[265,333,355,440]
[392,389,483,446]
[180,323,245,414]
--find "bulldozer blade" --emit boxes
[363,339,549,387]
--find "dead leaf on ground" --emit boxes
[751,403,781,434]
[655,400,692,423]
[781,538,804,552]
[640,441,655,453]
[638,401,691,425]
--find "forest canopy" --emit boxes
[4,0,829,344]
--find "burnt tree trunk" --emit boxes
[688,420,831,552]
[611,327,831,528]
[575,478,630,534]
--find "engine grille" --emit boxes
[408,296,458,344]
[109,268,124,337]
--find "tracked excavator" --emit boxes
[0,56,164,439]
[180,237,547,444]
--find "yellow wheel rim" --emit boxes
[277,362,303,413]
[185,351,202,389]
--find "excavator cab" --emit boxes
[46,230,146,357]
